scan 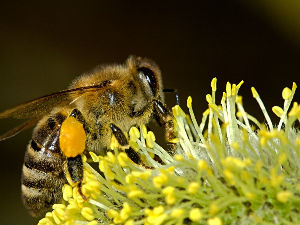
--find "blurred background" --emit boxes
[0,1,299,224]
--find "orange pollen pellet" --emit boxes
[59,116,87,157]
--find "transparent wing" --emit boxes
[0,80,111,141]
[0,81,111,119]
[0,118,40,141]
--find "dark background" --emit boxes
[0,1,299,224]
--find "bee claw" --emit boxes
[78,182,87,201]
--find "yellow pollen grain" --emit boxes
[288,102,300,117]
[237,80,244,89]
[52,211,61,224]
[162,186,175,195]
[245,191,255,200]
[206,94,213,104]
[277,191,292,203]
[129,126,140,141]
[87,221,98,225]
[221,92,226,104]
[251,87,259,98]
[282,87,292,100]
[107,209,118,218]
[106,152,116,163]
[125,174,136,184]
[208,217,222,225]
[198,159,208,170]
[146,131,156,148]
[153,206,164,215]
[188,182,200,194]
[59,116,86,157]
[209,202,219,215]
[231,142,239,150]
[272,106,284,117]
[187,96,192,108]
[166,193,176,205]
[118,152,129,167]
[232,84,237,96]
[110,135,119,150]
[203,108,210,116]
[211,77,217,92]
[128,189,144,198]
[171,208,184,218]
[174,154,184,161]
[124,220,134,225]
[236,95,242,104]
[89,152,99,162]
[153,173,168,188]
[169,138,180,143]
[226,82,232,96]
[189,208,202,221]
[62,184,73,201]
[140,124,148,138]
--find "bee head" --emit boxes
[127,56,163,101]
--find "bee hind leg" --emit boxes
[64,153,87,200]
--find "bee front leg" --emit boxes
[153,99,176,153]
[110,123,142,165]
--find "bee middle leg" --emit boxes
[110,123,142,165]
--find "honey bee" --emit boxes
[0,56,176,218]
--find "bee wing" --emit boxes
[0,81,111,119]
[0,118,40,141]
[0,81,111,141]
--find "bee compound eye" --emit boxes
[137,67,157,96]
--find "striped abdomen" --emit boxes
[21,113,67,218]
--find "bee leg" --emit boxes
[65,155,87,200]
[163,88,180,105]
[153,99,176,153]
[110,123,143,165]
[70,108,90,133]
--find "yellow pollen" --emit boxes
[232,84,237,96]
[140,124,148,138]
[128,189,144,198]
[174,154,184,161]
[282,87,292,100]
[162,186,175,195]
[209,202,219,215]
[226,82,232,96]
[187,96,192,108]
[188,182,200,194]
[208,217,223,225]
[211,77,217,92]
[206,94,213,104]
[272,106,284,117]
[198,159,208,170]
[171,208,184,218]
[277,191,292,203]
[129,126,140,141]
[189,208,202,221]
[59,116,86,157]
[146,131,156,148]
[237,80,244,89]
[81,207,95,221]
[251,87,259,98]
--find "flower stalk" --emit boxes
[38,78,300,225]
